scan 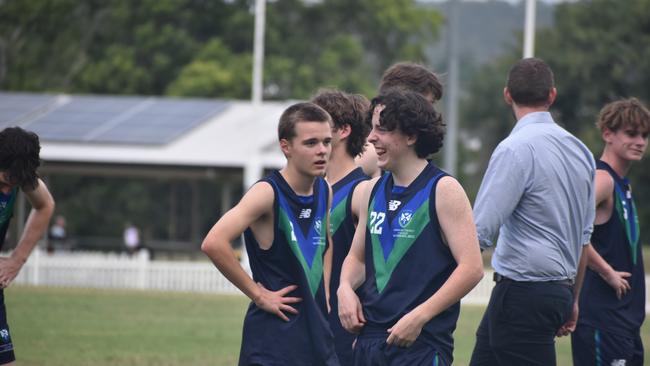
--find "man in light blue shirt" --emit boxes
[469,58,596,366]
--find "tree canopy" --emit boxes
[0,0,442,100]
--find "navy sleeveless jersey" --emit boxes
[578,160,645,337]
[358,163,459,364]
[0,188,17,250]
[240,171,339,366]
[328,167,369,365]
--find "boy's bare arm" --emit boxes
[586,170,631,298]
[338,178,375,333]
[0,179,55,287]
[201,182,301,321]
[387,176,484,347]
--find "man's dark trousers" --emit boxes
[469,275,573,366]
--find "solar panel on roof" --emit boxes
[92,99,229,144]
[3,93,231,145]
[0,93,58,129]
[25,96,147,142]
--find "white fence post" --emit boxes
[138,249,149,289]
[30,247,40,286]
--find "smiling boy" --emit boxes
[572,98,650,366]
[337,90,483,366]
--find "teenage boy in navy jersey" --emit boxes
[337,90,484,366]
[0,127,55,365]
[312,89,371,365]
[202,102,340,366]
[571,98,649,366]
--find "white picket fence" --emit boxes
[11,249,650,312]
[13,248,240,294]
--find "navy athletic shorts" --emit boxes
[0,290,15,365]
[572,325,644,366]
[353,333,447,366]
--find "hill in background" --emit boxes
[422,0,555,71]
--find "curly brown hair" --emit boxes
[0,127,41,190]
[368,89,445,158]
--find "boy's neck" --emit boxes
[280,166,316,196]
[390,157,428,187]
[600,148,632,178]
[326,148,357,185]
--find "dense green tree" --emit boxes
[0,0,106,90]
[261,0,440,98]
[0,0,441,99]
[166,38,252,98]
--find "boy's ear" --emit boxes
[280,138,291,156]
[337,124,352,139]
[602,128,615,144]
[406,134,417,147]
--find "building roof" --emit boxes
[0,92,290,170]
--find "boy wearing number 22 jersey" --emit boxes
[337,90,483,366]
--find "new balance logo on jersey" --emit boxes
[298,208,312,218]
[388,200,401,211]
[611,360,626,366]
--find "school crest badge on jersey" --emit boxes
[398,210,413,228]
[314,219,322,236]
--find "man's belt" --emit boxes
[493,272,574,287]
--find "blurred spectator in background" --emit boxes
[123,223,140,255]
[47,215,66,254]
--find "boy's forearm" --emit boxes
[202,239,260,301]
[339,254,365,292]
[584,244,614,276]
[414,262,483,323]
[12,205,54,263]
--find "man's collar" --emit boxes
[511,111,554,135]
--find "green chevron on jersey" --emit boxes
[278,209,325,297]
[369,199,431,293]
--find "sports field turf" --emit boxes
[5,286,649,365]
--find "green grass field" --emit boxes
[5,286,649,365]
